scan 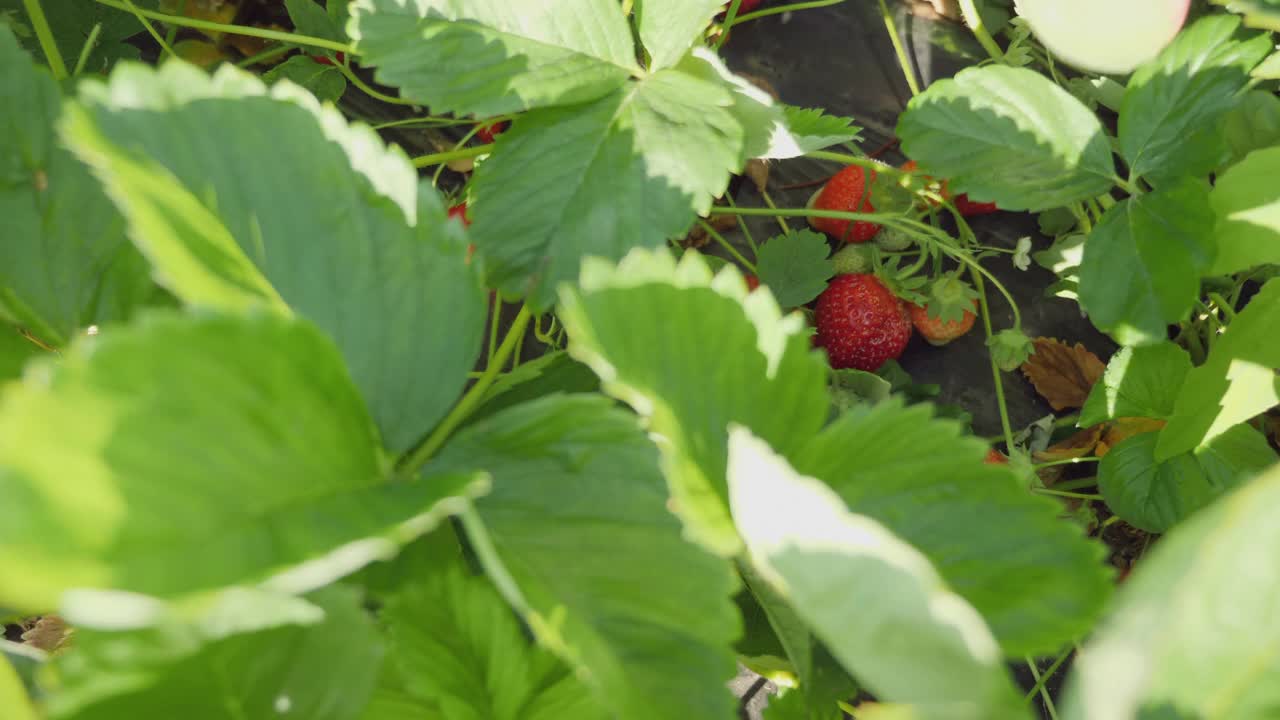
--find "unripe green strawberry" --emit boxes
[831,245,873,275]
[875,227,914,251]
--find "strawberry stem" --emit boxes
[397,305,533,476]
[23,0,68,79]
[699,219,758,274]
[90,0,356,54]
[958,0,1005,63]
[970,266,1016,452]
[411,144,494,169]
[727,0,847,26]
[877,0,921,96]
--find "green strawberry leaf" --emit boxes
[828,367,893,414]
[348,0,637,115]
[285,0,347,42]
[0,26,152,347]
[263,55,347,104]
[634,0,723,69]
[1209,0,1280,30]
[728,427,1028,718]
[471,52,757,310]
[778,105,863,156]
[1077,178,1216,345]
[379,561,607,720]
[1119,15,1272,184]
[558,248,829,555]
[0,0,150,75]
[42,587,382,720]
[64,61,486,454]
[1063,462,1280,719]
[1098,424,1275,533]
[427,394,740,720]
[1157,278,1280,459]
[0,311,485,615]
[896,65,1114,211]
[794,400,1112,656]
[1209,145,1280,274]
[987,328,1035,371]
[1078,343,1192,426]
[1221,90,1280,169]
[0,324,43,383]
[756,230,834,308]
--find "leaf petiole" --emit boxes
[90,0,354,54]
[22,0,68,79]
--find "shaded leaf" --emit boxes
[1222,90,1280,168]
[756,230,834,308]
[795,401,1112,656]
[65,61,486,454]
[728,428,1027,719]
[1157,278,1280,458]
[0,0,149,74]
[348,0,636,114]
[1063,462,1280,719]
[0,325,44,383]
[429,394,740,720]
[1078,179,1216,344]
[44,587,381,720]
[1119,15,1272,184]
[263,55,347,103]
[0,312,485,614]
[1209,144,1280,274]
[1098,424,1275,532]
[897,65,1114,211]
[1019,338,1105,411]
[380,564,607,720]
[558,249,829,555]
[0,26,151,347]
[1079,343,1191,426]
[286,0,346,41]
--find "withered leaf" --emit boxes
[1033,424,1104,463]
[1097,417,1167,457]
[1020,338,1106,411]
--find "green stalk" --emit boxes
[335,58,420,106]
[23,0,68,79]
[1032,488,1103,501]
[715,0,743,50]
[957,0,1004,62]
[411,144,493,169]
[876,0,921,96]
[722,194,759,257]
[121,0,176,59]
[971,268,1016,451]
[699,219,757,274]
[235,44,292,68]
[760,190,790,234]
[806,150,904,177]
[1032,457,1101,470]
[71,23,103,77]
[1024,655,1062,719]
[432,122,485,186]
[163,0,186,49]
[730,0,846,25]
[398,306,532,475]
[459,505,532,616]
[90,0,354,54]
[486,296,502,367]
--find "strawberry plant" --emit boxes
[2,0,1280,719]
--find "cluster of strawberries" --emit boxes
[808,161,999,372]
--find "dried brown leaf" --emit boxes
[1096,417,1167,457]
[744,159,770,193]
[22,615,70,653]
[1033,424,1104,463]
[1019,338,1106,411]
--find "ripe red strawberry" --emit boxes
[448,203,470,227]
[984,449,1009,464]
[744,274,760,292]
[476,120,507,144]
[909,299,977,346]
[312,51,346,66]
[808,165,880,243]
[814,274,911,371]
[954,194,999,216]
